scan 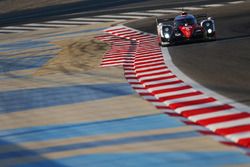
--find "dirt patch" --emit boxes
[34,35,109,76]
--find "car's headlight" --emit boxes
[164,27,169,32]
[164,33,170,39]
[207,29,213,34]
[175,33,181,36]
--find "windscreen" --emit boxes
[174,18,197,27]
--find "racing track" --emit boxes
[0,0,240,26]
[127,2,250,106]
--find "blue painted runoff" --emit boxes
[0,83,134,113]
[0,40,53,52]
[0,130,197,159]
[0,131,199,159]
[0,114,183,144]
[0,47,60,59]
[0,54,54,73]
[38,131,197,154]
[13,152,250,167]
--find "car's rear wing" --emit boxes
[156,14,213,25]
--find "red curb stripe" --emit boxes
[170,98,216,109]
[152,85,192,94]
[159,91,203,101]
[181,104,233,117]
[216,124,250,135]
[146,80,184,89]
[238,138,250,148]
[197,112,250,125]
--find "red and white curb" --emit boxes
[95,25,250,152]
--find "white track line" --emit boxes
[0,29,28,33]
[147,9,182,13]
[46,20,101,25]
[174,7,204,11]
[40,23,78,27]
[24,23,68,27]
[201,4,225,7]
[228,1,245,4]
[70,17,126,22]
[121,12,164,16]
[95,15,146,19]
[1,26,49,30]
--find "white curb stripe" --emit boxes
[207,118,250,130]
[175,101,223,114]
[138,73,173,80]
[143,77,180,86]
[147,83,187,91]
[189,109,241,122]
[163,94,210,106]
[156,88,197,98]
[226,132,250,142]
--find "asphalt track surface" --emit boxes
[0,0,240,26]
[128,2,250,106]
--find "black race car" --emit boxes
[156,12,216,46]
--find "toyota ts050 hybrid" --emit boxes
[156,12,216,46]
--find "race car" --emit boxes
[156,12,216,46]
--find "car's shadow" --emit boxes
[166,34,250,47]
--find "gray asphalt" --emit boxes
[128,2,250,106]
[0,0,236,26]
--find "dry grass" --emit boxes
[34,35,109,76]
